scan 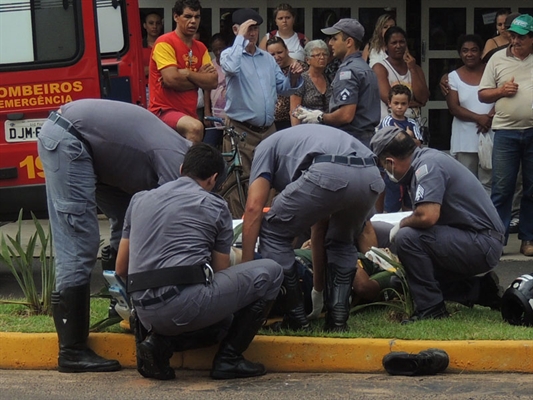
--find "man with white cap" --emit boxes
[370,126,505,323]
[296,18,380,148]
[478,14,533,257]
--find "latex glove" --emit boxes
[389,222,401,243]
[307,288,324,320]
[297,108,323,124]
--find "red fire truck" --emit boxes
[0,0,145,220]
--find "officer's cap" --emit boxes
[370,126,404,157]
[321,18,365,42]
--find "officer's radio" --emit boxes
[103,270,131,320]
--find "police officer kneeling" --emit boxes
[370,127,505,323]
[116,143,283,380]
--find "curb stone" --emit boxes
[1,332,532,373]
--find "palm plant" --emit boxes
[0,209,55,315]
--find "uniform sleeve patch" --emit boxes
[339,71,351,80]
[415,164,428,180]
[340,88,351,101]
[415,185,425,202]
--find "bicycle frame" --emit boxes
[205,117,247,212]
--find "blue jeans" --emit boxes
[491,128,533,242]
[383,173,412,212]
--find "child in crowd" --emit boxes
[378,84,422,145]
[378,85,422,212]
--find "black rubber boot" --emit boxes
[270,265,309,331]
[210,299,274,380]
[325,263,356,332]
[52,284,121,373]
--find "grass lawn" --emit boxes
[1,297,532,340]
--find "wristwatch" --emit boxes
[317,112,324,124]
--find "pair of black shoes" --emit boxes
[401,301,449,324]
[383,348,449,376]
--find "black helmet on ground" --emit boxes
[501,273,533,327]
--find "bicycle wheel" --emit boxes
[221,177,249,219]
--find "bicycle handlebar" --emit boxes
[204,116,246,141]
[204,116,224,124]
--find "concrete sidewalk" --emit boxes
[1,218,532,374]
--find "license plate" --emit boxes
[4,119,46,143]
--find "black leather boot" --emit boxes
[52,284,121,372]
[325,263,356,332]
[210,299,274,380]
[137,333,175,380]
[271,265,309,330]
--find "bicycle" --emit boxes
[204,116,248,218]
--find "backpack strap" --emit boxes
[297,32,306,48]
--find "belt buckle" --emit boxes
[203,264,214,285]
[49,111,60,123]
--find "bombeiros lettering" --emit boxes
[0,81,83,109]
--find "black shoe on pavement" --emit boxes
[401,302,449,325]
[383,348,449,376]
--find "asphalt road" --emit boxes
[1,370,532,400]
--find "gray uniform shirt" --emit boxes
[329,52,380,138]
[409,147,505,233]
[124,177,233,278]
[250,125,376,191]
[60,99,191,194]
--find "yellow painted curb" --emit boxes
[1,332,532,373]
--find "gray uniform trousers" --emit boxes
[95,184,132,252]
[38,121,100,291]
[38,121,138,291]
[259,162,384,274]
[135,259,283,337]
[395,225,504,311]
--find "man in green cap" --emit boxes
[479,14,533,257]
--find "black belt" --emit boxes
[48,111,93,156]
[236,120,272,134]
[479,229,505,244]
[127,264,212,293]
[132,287,181,307]
[313,154,377,167]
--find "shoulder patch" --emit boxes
[339,88,350,101]
[339,71,351,80]
[415,164,428,180]
[415,185,425,202]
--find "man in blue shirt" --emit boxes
[220,8,303,217]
